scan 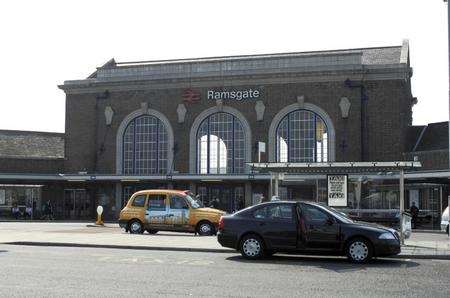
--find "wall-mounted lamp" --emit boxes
[104,106,114,126]
[339,97,351,118]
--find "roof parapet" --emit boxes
[400,39,409,64]
[87,58,116,79]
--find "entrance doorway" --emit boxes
[64,189,92,219]
[196,184,245,213]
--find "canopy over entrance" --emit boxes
[248,161,422,243]
[248,161,422,174]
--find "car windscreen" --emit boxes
[320,205,354,224]
[185,195,200,209]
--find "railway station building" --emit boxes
[0,40,448,229]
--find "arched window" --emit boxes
[123,115,168,174]
[276,110,328,162]
[197,112,245,174]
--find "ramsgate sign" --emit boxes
[207,88,261,101]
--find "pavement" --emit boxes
[0,222,226,253]
[403,232,450,259]
[1,222,450,259]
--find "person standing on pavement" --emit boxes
[410,202,420,229]
[42,200,54,220]
[11,203,21,219]
[24,205,32,219]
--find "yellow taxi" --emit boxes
[119,189,226,236]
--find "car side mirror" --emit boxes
[326,218,334,225]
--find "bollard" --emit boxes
[95,205,104,226]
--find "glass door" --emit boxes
[196,184,245,213]
[64,189,91,220]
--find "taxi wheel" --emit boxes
[129,220,144,234]
[146,229,158,235]
[197,221,215,236]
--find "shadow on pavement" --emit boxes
[226,254,420,272]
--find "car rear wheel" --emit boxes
[197,221,215,236]
[129,220,143,234]
[146,229,158,235]
[240,235,265,259]
[346,238,373,263]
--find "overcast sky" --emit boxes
[0,0,448,133]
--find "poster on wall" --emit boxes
[327,175,348,207]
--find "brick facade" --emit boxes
[0,158,64,174]
[63,79,414,175]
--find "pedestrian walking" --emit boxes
[410,202,420,229]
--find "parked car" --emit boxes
[217,201,401,263]
[441,206,449,234]
[119,189,225,235]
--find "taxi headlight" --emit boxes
[378,232,396,240]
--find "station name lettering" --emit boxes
[207,89,260,101]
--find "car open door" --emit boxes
[298,203,340,251]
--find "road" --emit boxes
[1,244,450,297]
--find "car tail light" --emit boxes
[218,216,224,230]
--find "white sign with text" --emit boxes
[327,175,348,207]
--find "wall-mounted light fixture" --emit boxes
[339,97,351,118]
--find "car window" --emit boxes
[301,204,329,222]
[170,196,189,210]
[148,194,166,211]
[254,207,267,219]
[253,205,293,221]
[278,205,293,219]
[131,195,146,207]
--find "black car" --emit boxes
[217,201,400,263]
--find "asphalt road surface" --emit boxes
[1,244,450,298]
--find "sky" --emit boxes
[0,0,448,133]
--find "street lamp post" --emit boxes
[445,0,450,168]
[444,0,450,239]
[399,169,405,244]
